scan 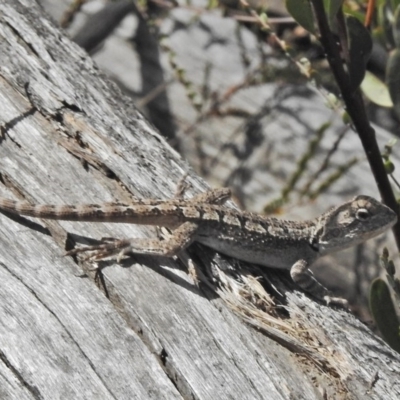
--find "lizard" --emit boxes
[0,187,396,305]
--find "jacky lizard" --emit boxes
[0,188,396,305]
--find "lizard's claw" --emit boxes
[323,295,349,309]
[66,239,132,262]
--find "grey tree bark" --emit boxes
[0,1,398,399]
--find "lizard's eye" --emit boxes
[356,208,369,220]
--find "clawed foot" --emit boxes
[66,238,133,262]
[323,295,349,309]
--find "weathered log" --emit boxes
[0,1,398,399]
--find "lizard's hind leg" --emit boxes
[67,221,200,262]
[67,181,232,263]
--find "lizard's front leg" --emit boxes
[290,260,348,307]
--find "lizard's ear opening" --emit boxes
[328,207,353,227]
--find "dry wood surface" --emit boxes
[0,1,399,399]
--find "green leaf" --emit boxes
[393,5,400,48]
[346,15,373,91]
[370,278,400,353]
[361,71,393,107]
[342,5,365,22]
[377,3,395,48]
[386,48,400,118]
[323,0,342,29]
[391,0,400,14]
[286,0,315,34]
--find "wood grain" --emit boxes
[0,1,398,399]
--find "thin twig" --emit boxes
[309,0,400,250]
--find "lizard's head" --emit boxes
[316,195,397,255]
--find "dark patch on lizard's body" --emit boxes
[193,208,319,269]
